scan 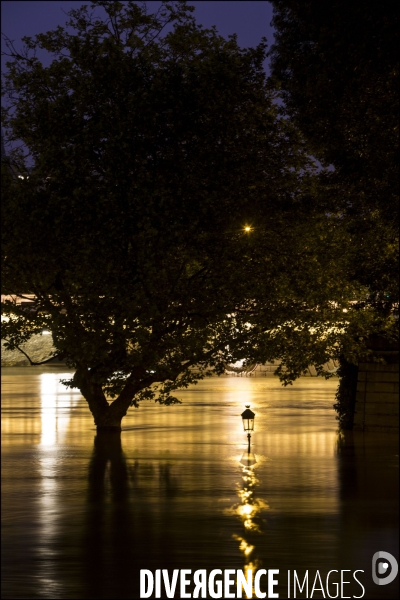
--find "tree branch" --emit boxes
[14,344,61,365]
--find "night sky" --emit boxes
[1,1,275,73]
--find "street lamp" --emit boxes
[241,405,255,454]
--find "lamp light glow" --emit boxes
[241,405,256,454]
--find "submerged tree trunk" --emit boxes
[88,393,133,431]
[91,404,127,431]
[75,367,154,431]
[76,368,134,431]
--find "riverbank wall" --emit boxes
[1,334,56,366]
[1,336,338,376]
[353,337,399,433]
[3,334,398,431]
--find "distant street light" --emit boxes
[241,405,255,454]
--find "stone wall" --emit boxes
[2,336,339,376]
[191,359,338,377]
[247,360,338,377]
[1,334,55,366]
[353,360,399,433]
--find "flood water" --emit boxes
[1,367,399,599]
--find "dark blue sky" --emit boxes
[2,1,275,71]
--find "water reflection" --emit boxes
[234,461,267,534]
[87,431,129,502]
[1,370,398,599]
[335,430,399,598]
[83,432,132,599]
[225,453,269,593]
[240,451,257,468]
[36,373,83,597]
[81,432,186,598]
[40,372,77,446]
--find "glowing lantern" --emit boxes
[241,405,255,453]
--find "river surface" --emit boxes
[1,367,398,599]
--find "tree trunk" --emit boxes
[76,367,152,431]
[87,393,132,432]
[76,369,131,431]
[93,407,124,431]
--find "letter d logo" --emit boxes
[372,551,398,586]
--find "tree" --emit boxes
[1,1,387,431]
[268,1,399,309]
[268,1,399,429]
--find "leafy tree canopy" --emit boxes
[2,1,393,430]
[269,1,399,308]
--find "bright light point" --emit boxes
[42,330,51,335]
[244,226,251,232]
[237,503,254,517]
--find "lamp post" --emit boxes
[241,405,255,454]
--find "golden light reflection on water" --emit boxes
[228,460,266,596]
[39,372,80,446]
[226,461,269,532]
[2,370,398,599]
